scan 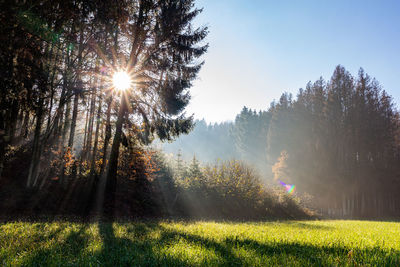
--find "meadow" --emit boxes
[0,220,399,266]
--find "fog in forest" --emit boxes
[1,0,399,221]
[162,65,400,218]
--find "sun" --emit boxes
[112,71,131,91]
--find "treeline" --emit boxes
[164,66,400,218]
[0,0,208,218]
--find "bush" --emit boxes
[168,158,310,220]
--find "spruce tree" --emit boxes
[103,0,208,218]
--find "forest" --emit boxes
[0,0,308,220]
[2,1,400,266]
[164,66,400,219]
[1,0,399,222]
[0,0,207,218]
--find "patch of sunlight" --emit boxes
[84,242,102,256]
[232,245,262,266]
[158,239,220,265]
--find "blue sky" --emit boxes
[186,0,400,123]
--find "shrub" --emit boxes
[167,158,310,220]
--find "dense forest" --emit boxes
[0,0,310,220]
[1,0,398,221]
[164,65,400,218]
[2,1,400,266]
[0,0,210,218]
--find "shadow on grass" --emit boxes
[18,224,89,266]
[278,221,334,230]
[97,221,191,266]
[94,222,399,266]
[94,221,245,266]
[2,220,399,266]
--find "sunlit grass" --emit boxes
[1,220,399,266]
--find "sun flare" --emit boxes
[112,71,131,91]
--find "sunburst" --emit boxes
[112,71,131,91]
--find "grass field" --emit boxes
[1,220,399,266]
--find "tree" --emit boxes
[103,0,208,217]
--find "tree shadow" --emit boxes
[18,224,89,266]
[278,221,334,230]
[95,220,248,265]
[222,236,400,266]
[96,221,190,266]
[96,222,399,266]
[3,220,398,266]
[159,226,246,266]
[158,225,399,266]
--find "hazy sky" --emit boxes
[186,0,400,123]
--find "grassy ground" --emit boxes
[0,220,399,266]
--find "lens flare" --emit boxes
[287,184,295,194]
[279,180,296,194]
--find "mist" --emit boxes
[162,65,400,219]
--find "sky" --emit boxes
[186,0,400,123]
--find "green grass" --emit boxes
[0,220,399,266]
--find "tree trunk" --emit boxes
[68,91,79,180]
[0,110,5,180]
[60,88,72,184]
[68,92,79,149]
[20,110,30,138]
[46,42,61,133]
[90,93,102,177]
[100,97,112,176]
[82,106,89,156]
[27,97,44,188]
[85,70,98,162]
[86,93,103,215]
[7,101,19,144]
[103,94,127,218]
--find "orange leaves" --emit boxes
[118,147,160,181]
[141,150,161,179]
[63,147,74,169]
[272,150,290,182]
